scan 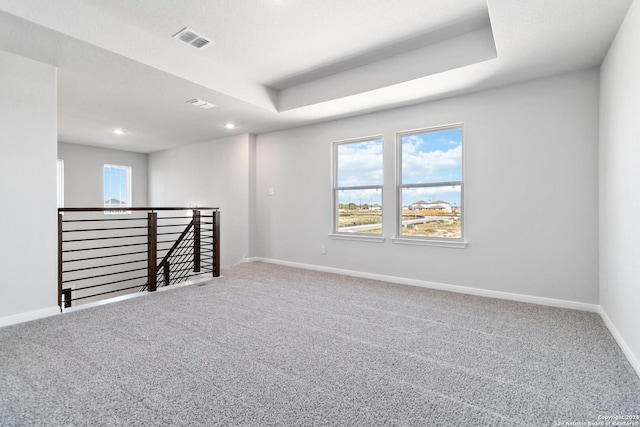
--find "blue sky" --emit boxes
[336,129,462,207]
[401,128,462,206]
[401,128,462,184]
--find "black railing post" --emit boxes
[148,211,158,292]
[62,288,72,308]
[58,212,63,310]
[213,210,220,277]
[163,261,171,287]
[193,209,201,273]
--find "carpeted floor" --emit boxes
[1,262,639,426]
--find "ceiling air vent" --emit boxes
[185,99,217,109]
[173,27,212,50]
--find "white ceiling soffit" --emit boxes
[0,0,277,111]
[0,0,634,153]
[0,0,495,115]
[277,12,496,111]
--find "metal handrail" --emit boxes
[58,207,220,309]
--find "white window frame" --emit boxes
[103,164,132,214]
[394,123,467,248]
[330,136,385,242]
[57,159,64,208]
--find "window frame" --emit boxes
[103,164,132,214]
[394,123,466,248]
[56,159,64,209]
[330,135,385,242]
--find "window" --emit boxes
[56,159,64,208]
[332,137,383,237]
[103,165,131,212]
[397,124,463,243]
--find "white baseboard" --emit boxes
[0,306,60,328]
[597,306,640,379]
[246,257,599,312]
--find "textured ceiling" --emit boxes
[0,0,633,153]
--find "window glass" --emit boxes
[337,139,384,187]
[401,127,462,185]
[398,126,463,240]
[104,165,131,210]
[333,138,383,235]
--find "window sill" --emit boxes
[329,233,385,243]
[104,210,132,215]
[392,237,467,249]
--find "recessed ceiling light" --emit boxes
[225,123,236,129]
[185,99,217,109]
[113,128,125,135]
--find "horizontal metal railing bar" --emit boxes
[158,238,193,245]
[62,242,147,253]
[60,207,219,212]
[157,223,191,228]
[63,226,149,233]
[157,216,193,220]
[62,218,147,223]
[63,250,148,263]
[62,234,146,243]
[73,275,148,291]
[63,258,147,274]
[63,267,147,284]
[157,231,192,237]
[71,284,142,301]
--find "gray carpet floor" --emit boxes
[1,262,639,426]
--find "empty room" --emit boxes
[1,0,639,425]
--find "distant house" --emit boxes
[411,200,452,213]
[370,203,382,211]
[104,198,126,207]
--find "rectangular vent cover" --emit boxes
[173,27,212,50]
[185,99,217,109]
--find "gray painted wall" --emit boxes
[0,51,58,322]
[57,142,148,208]
[254,69,600,304]
[599,0,640,373]
[148,134,253,267]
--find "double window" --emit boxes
[331,124,464,244]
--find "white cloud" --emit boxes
[402,143,461,183]
[337,140,383,187]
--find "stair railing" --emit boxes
[58,207,220,309]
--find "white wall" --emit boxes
[148,134,254,267]
[0,51,58,324]
[599,0,640,373]
[57,142,148,207]
[255,69,600,304]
